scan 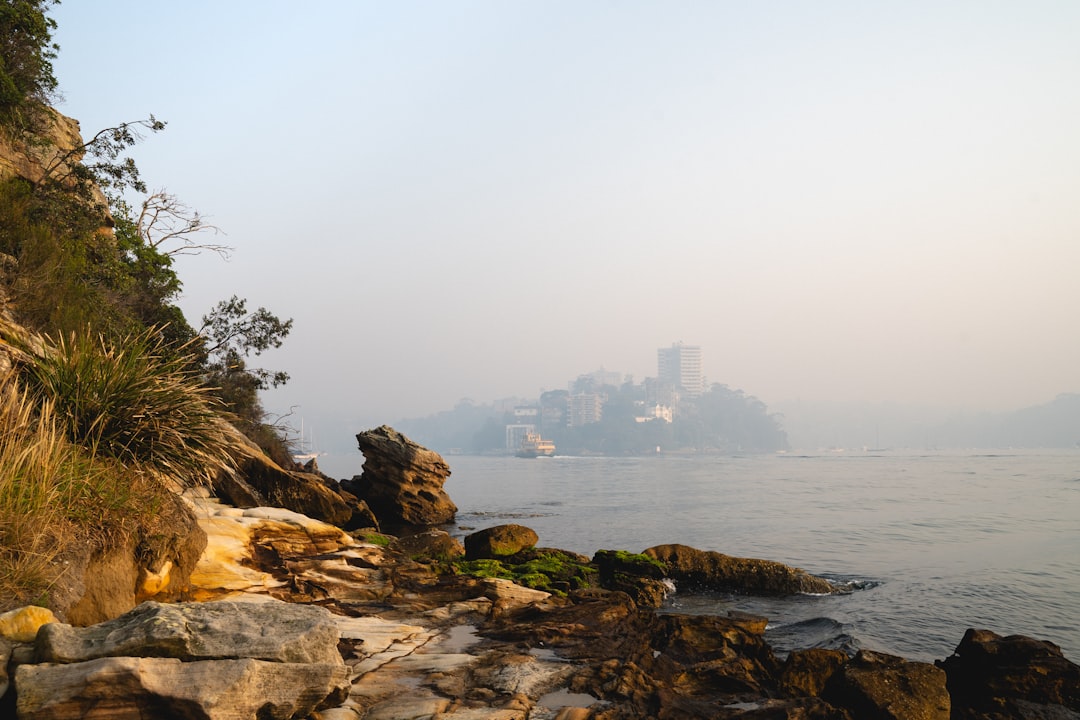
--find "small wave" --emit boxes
[825,576,880,593]
[766,617,860,656]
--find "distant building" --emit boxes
[658,342,704,398]
[635,403,674,423]
[567,393,603,427]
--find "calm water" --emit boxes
[424,450,1080,663]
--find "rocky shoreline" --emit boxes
[2,426,1077,719]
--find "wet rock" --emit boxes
[346,425,457,531]
[466,524,541,560]
[651,611,780,703]
[779,648,849,698]
[644,544,836,596]
[822,649,949,720]
[938,628,1080,719]
[593,549,671,608]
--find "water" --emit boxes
[424,450,1080,663]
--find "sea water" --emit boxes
[320,449,1080,663]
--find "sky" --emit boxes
[51,2,1080,450]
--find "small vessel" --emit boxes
[516,432,556,458]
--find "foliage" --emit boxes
[0,0,59,132]
[0,371,158,607]
[14,326,239,487]
[198,295,292,438]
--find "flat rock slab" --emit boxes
[16,656,349,720]
[36,600,342,666]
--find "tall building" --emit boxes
[658,342,704,398]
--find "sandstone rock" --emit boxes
[392,529,465,561]
[15,655,349,720]
[0,637,11,699]
[938,628,1080,719]
[346,425,457,531]
[466,524,540,559]
[52,490,207,626]
[229,453,354,527]
[823,649,949,720]
[36,600,343,666]
[644,543,836,596]
[0,606,57,643]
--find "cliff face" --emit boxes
[0,108,87,187]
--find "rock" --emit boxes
[779,648,849,698]
[822,649,949,720]
[392,529,465,561]
[345,425,457,531]
[36,600,343,666]
[651,611,779,701]
[50,490,207,626]
[0,606,57,643]
[644,543,836,596]
[229,452,354,527]
[937,628,1080,719]
[0,637,11,699]
[465,524,540,560]
[593,549,671,608]
[15,656,349,720]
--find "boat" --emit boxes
[516,432,555,458]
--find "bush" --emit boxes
[14,326,239,487]
[0,372,153,606]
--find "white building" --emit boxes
[657,342,704,398]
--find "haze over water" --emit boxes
[50,3,1080,440]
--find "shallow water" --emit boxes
[431,449,1080,663]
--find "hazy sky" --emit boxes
[52,2,1080,446]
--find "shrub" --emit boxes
[0,372,153,606]
[14,326,239,487]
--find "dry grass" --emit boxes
[0,325,244,607]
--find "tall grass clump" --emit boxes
[15,326,238,487]
[0,374,71,600]
[0,371,162,607]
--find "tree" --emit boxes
[135,189,230,259]
[0,0,59,131]
[199,296,292,425]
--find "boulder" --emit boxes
[465,524,540,560]
[345,425,457,531]
[644,543,836,596]
[35,600,344,666]
[392,529,465,561]
[17,599,349,719]
[0,606,57,643]
[823,649,950,720]
[16,656,349,720]
[938,628,1080,719]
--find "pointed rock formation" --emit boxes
[344,425,457,532]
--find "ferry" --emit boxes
[516,432,556,458]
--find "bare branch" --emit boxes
[137,189,232,259]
